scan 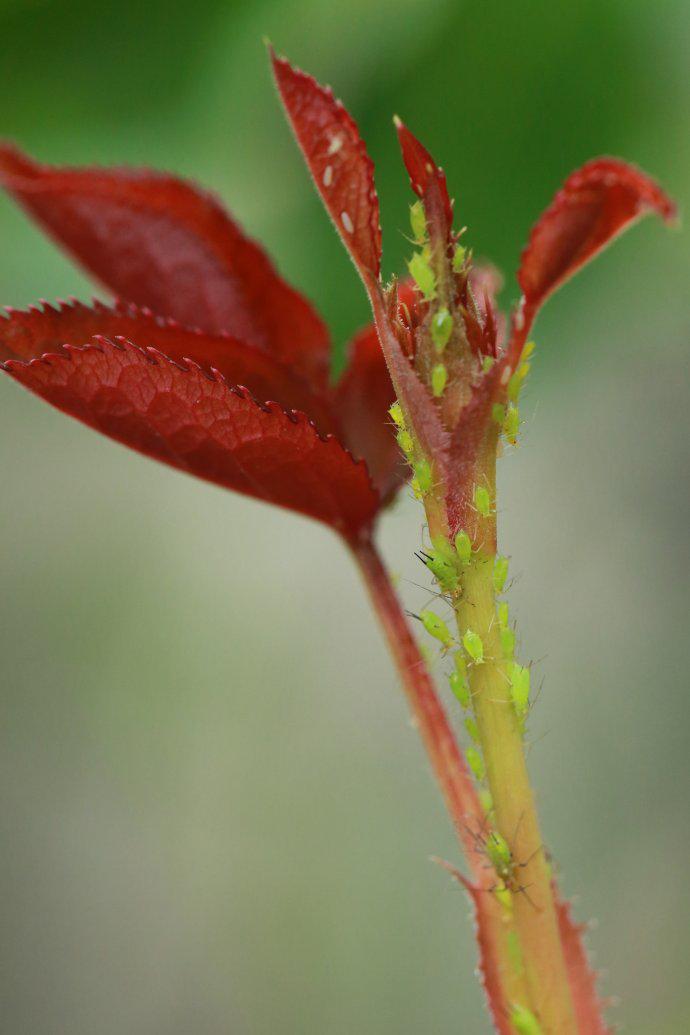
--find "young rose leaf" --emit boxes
[394,117,453,245]
[2,336,379,537]
[0,300,339,435]
[516,157,676,337]
[270,49,382,285]
[0,143,331,388]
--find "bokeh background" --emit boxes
[1,1,688,1032]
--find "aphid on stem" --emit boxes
[468,821,543,910]
[413,608,455,650]
[510,1003,543,1035]
[462,628,484,664]
[473,484,493,518]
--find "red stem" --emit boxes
[351,536,486,877]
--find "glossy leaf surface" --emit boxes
[0,143,331,387]
[271,50,382,284]
[2,333,379,536]
[517,157,676,330]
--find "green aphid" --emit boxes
[452,244,466,272]
[510,663,531,716]
[454,653,468,681]
[449,670,470,708]
[431,534,456,567]
[431,363,448,397]
[396,429,414,457]
[389,401,405,428]
[431,307,453,352]
[409,200,427,243]
[522,340,536,360]
[493,555,509,593]
[508,362,530,402]
[414,459,432,494]
[492,402,506,426]
[466,746,485,782]
[479,788,494,815]
[408,249,437,301]
[497,601,509,629]
[500,625,516,658]
[474,484,492,518]
[503,405,520,445]
[482,355,494,373]
[485,830,512,873]
[462,628,484,664]
[419,609,454,648]
[454,529,472,564]
[410,476,422,500]
[424,551,459,593]
[464,715,480,744]
[510,1004,543,1035]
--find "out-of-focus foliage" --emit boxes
[0,2,687,1033]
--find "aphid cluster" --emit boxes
[396,196,538,819]
[389,401,435,501]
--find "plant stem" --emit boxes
[352,536,533,1021]
[453,484,578,1033]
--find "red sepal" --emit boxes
[515,157,676,353]
[394,118,453,246]
[2,334,379,538]
[271,49,382,285]
[0,142,331,388]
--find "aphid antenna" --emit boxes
[515,842,546,871]
[464,812,493,846]
[401,576,447,604]
[530,674,546,708]
[524,727,552,759]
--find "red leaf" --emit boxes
[517,157,676,333]
[2,336,379,537]
[269,54,447,471]
[335,320,405,502]
[271,49,381,285]
[0,142,331,388]
[394,117,453,243]
[0,299,339,435]
[556,890,613,1035]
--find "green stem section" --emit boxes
[352,537,532,1019]
[455,546,578,1034]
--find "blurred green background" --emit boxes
[0,1,688,1032]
